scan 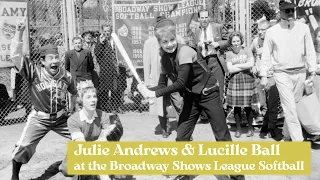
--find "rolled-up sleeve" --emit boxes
[67,114,85,141]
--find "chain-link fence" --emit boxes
[0,0,67,126]
[76,0,149,114]
[1,0,284,127]
[249,0,278,42]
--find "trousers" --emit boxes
[273,72,306,141]
[176,86,231,141]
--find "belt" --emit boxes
[34,109,65,119]
[202,82,219,96]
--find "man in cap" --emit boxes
[10,19,77,180]
[259,0,317,141]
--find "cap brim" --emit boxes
[280,4,295,10]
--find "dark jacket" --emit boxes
[64,49,94,82]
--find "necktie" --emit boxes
[203,28,208,57]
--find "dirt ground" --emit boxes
[0,113,319,180]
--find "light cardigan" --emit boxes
[259,20,317,76]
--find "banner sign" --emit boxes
[0,0,29,68]
[295,0,320,33]
[112,0,204,67]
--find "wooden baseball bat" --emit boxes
[111,32,154,104]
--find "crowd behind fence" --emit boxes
[0,0,278,126]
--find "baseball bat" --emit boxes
[111,32,154,104]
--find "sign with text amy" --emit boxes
[67,142,311,175]
[0,0,29,68]
[112,0,203,66]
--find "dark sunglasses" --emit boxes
[285,8,295,13]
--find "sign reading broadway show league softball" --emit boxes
[295,0,320,33]
[0,0,29,68]
[112,0,204,66]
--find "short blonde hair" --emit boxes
[76,80,97,108]
[154,25,176,42]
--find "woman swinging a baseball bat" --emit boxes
[137,18,245,180]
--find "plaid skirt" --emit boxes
[226,72,258,107]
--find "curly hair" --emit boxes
[228,31,244,45]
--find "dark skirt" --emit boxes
[226,72,258,107]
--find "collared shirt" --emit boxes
[199,25,216,57]
[259,20,317,76]
[68,109,111,141]
[79,109,98,124]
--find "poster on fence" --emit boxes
[112,0,204,67]
[295,0,320,35]
[0,0,29,68]
[0,0,29,98]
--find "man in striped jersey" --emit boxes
[10,19,77,180]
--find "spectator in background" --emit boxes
[94,22,118,112]
[192,9,230,103]
[225,31,257,138]
[54,33,63,46]
[259,0,317,141]
[192,9,230,123]
[65,37,95,112]
[110,63,127,113]
[251,19,279,138]
[297,15,309,24]
[82,31,100,89]
[65,37,94,84]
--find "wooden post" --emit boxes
[239,0,246,45]
[235,0,239,31]
[66,0,77,50]
[245,0,251,45]
[66,0,77,110]
[62,0,69,51]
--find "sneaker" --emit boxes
[162,130,171,138]
[268,129,276,138]
[235,130,241,138]
[246,128,254,137]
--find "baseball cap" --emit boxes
[39,44,58,57]
[155,16,175,30]
[279,0,295,10]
